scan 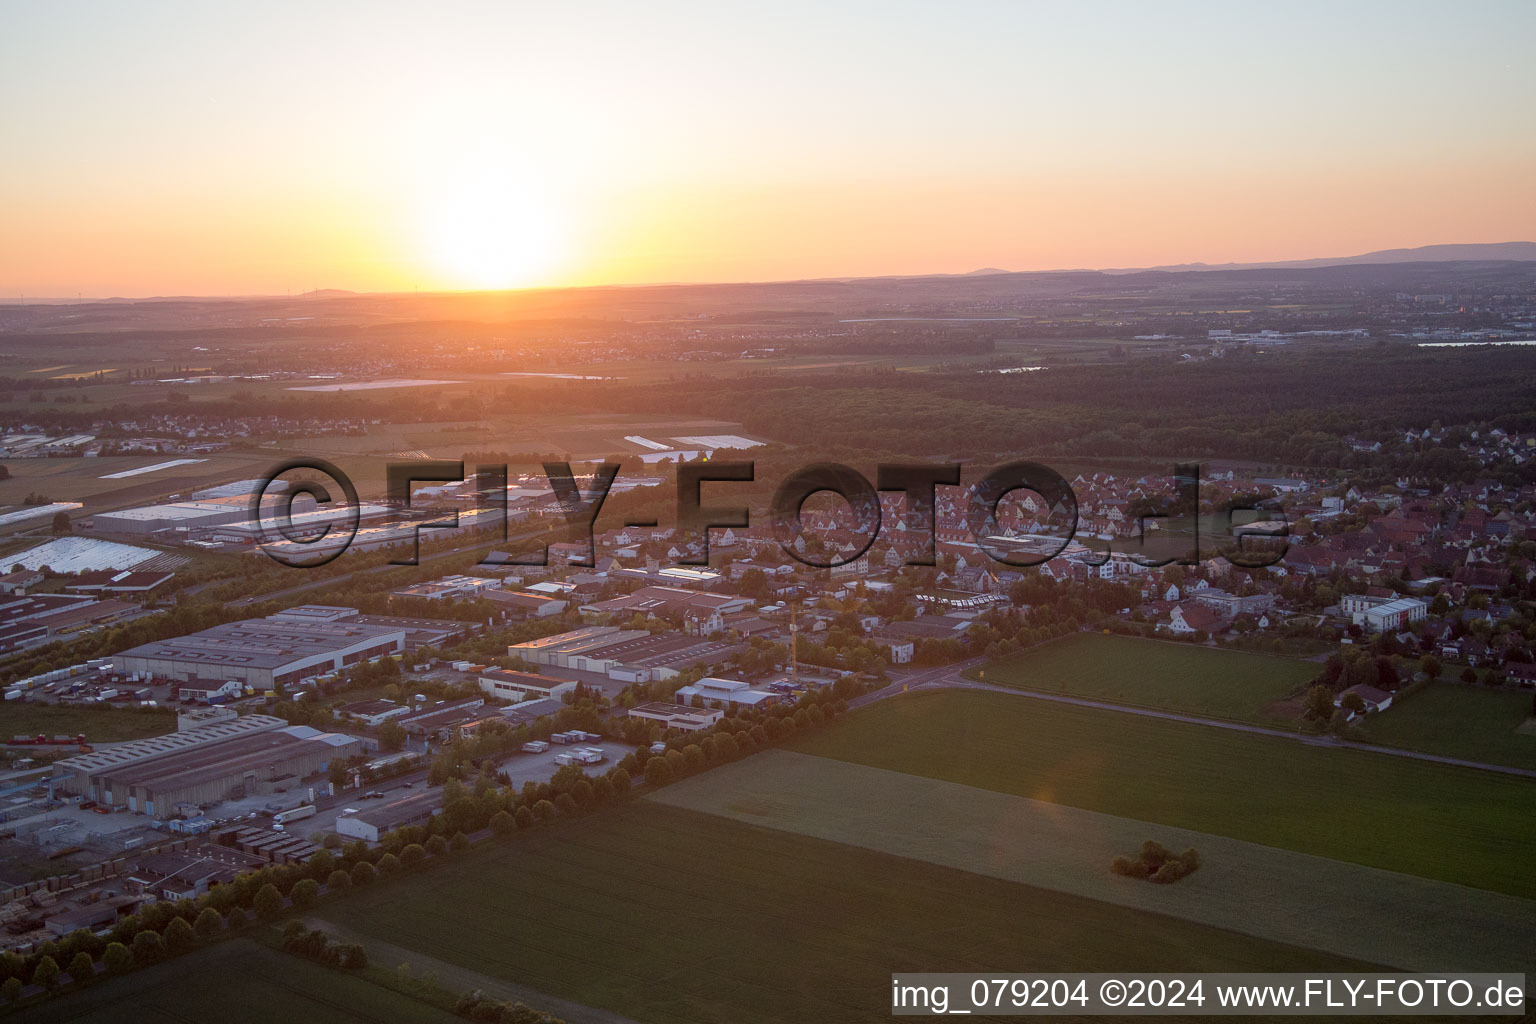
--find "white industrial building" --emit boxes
[1354,597,1428,633]
[111,612,406,691]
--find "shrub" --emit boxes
[1139,841,1171,870]
[1110,856,1149,879]
[1113,841,1200,884]
[339,943,368,970]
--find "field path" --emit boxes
[873,666,1536,779]
[651,750,1536,975]
[305,917,643,1024]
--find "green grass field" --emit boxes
[1361,684,1536,771]
[649,751,1536,973]
[8,939,461,1024]
[316,802,1370,1024]
[3,702,176,743]
[972,634,1317,724]
[786,689,1536,899]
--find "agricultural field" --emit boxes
[650,751,1536,973]
[1360,683,1536,771]
[315,802,1370,1024]
[785,689,1536,899]
[268,412,763,463]
[971,633,1317,724]
[0,452,277,508]
[8,939,461,1024]
[1,702,177,743]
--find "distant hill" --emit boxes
[1130,241,1536,274]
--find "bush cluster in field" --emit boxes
[1111,841,1200,884]
[280,921,367,969]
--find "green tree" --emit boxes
[194,908,223,941]
[379,720,406,752]
[1302,684,1335,723]
[399,844,427,870]
[289,878,320,907]
[490,810,515,835]
[67,952,94,986]
[163,916,196,953]
[449,831,470,852]
[2,977,21,1004]
[131,930,166,966]
[514,805,534,829]
[31,955,60,990]
[51,511,71,535]
[327,868,352,891]
[351,861,377,886]
[378,853,402,876]
[1419,654,1442,680]
[644,757,674,788]
[102,943,132,975]
[610,767,631,793]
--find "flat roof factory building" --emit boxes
[111,613,406,691]
[335,790,441,843]
[51,715,362,816]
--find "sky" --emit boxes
[2,0,1533,296]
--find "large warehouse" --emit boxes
[51,715,361,815]
[111,612,406,691]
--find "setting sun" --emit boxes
[418,164,568,290]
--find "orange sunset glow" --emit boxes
[2,1,1533,296]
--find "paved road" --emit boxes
[873,665,1536,780]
